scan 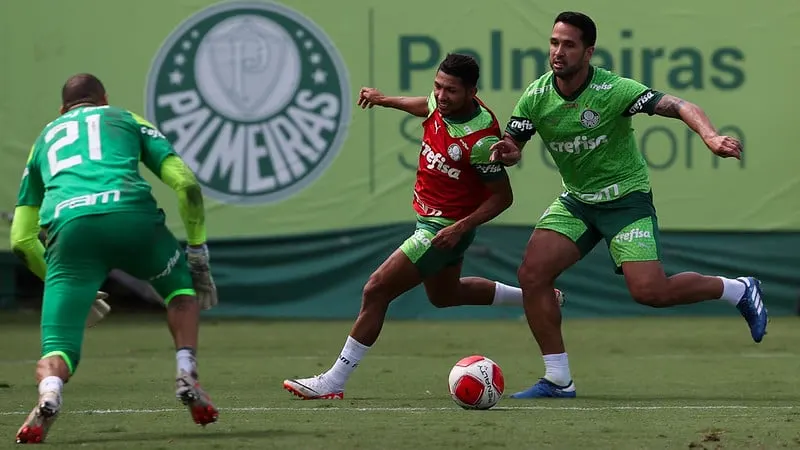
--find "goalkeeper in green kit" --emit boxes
[10,74,219,444]
[490,12,767,399]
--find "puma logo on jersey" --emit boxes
[421,143,461,179]
[54,190,121,218]
[548,135,608,155]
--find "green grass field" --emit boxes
[1,313,799,449]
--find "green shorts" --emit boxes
[399,215,476,277]
[536,191,662,274]
[41,210,195,373]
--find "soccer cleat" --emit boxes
[15,393,60,444]
[509,378,577,399]
[554,289,566,307]
[735,276,768,343]
[176,370,219,426]
[283,374,344,400]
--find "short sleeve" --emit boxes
[126,110,179,175]
[470,135,506,182]
[504,86,538,142]
[618,78,665,117]
[426,91,437,117]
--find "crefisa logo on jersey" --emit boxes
[145,1,351,205]
[580,109,600,129]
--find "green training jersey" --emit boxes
[506,66,663,203]
[16,105,177,234]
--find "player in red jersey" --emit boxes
[283,54,564,399]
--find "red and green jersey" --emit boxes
[413,92,506,220]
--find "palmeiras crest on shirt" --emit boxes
[145,1,351,205]
[447,143,462,161]
[580,108,600,129]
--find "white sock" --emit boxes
[38,376,63,406]
[718,277,746,306]
[542,353,572,387]
[323,336,370,389]
[176,348,197,375]
[492,282,523,306]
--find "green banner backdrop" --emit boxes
[0,1,798,319]
[1,0,798,252]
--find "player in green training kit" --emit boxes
[11,74,219,443]
[489,12,768,399]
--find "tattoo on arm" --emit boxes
[654,95,686,119]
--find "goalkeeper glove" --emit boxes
[186,244,218,310]
[85,291,111,328]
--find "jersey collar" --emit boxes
[551,65,595,102]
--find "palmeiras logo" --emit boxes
[145,1,351,205]
[579,108,600,129]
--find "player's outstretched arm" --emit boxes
[158,156,206,246]
[9,206,47,280]
[654,94,742,159]
[357,87,428,117]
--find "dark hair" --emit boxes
[438,53,480,88]
[61,73,106,109]
[554,12,597,48]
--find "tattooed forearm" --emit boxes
[656,95,718,141]
[653,95,686,118]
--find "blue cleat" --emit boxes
[509,378,577,399]
[735,277,768,343]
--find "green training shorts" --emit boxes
[536,190,662,274]
[398,215,476,277]
[41,210,195,373]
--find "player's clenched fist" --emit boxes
[358,87,386,109]
[489,139,522,166]
[704,135,743,160]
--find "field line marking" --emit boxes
[0,405,794,416]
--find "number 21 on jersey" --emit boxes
[45,112,104,177]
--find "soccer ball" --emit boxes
[447,355,505,410]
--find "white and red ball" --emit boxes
[447,355,505,410]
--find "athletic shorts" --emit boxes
[536,190,662,274]
[41,210,195,373]
[398,215,476,277]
